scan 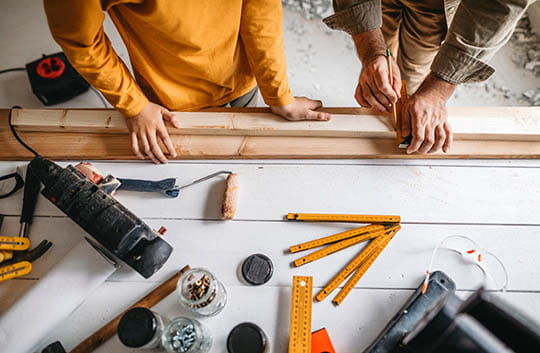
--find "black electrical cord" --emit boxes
[0,67,25,75]
[8,106,40,156]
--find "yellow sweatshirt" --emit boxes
[43,0,295,117]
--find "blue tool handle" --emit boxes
[117,178,178,197]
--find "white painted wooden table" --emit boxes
[1,158,540,353]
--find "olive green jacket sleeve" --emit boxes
[324,0,537,84]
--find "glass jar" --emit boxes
[117,307,169,350]
[176,268,227,316]
[161,317,212,353]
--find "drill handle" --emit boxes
[20,166,41,225]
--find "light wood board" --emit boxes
[11,107,540,140]
[3,108,540,159]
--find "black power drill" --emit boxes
[26,156,173,278]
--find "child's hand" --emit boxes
[270,97,331,121]
[125,102,180,164]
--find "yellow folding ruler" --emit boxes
[289,276,313,353]
[289,224,384,253]
[292,225,400,267]
[332,231,396,305]
[288,213,400,224]
[288,212,401,306]
[315,231,395,302]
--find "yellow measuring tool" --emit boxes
[315,231,395,302]
[288,213,400,224]
[289,276,313,353]
[0,236,30,251]
[0,250,14,263]
[0,261,32,282]
[332,232,395,305]
[289,224,384,253]
[293,225,400,267]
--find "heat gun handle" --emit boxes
[19,167,41,236]
[117,178,179,198]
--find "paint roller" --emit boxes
[77,164,240,219]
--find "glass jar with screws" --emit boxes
[176,268,227,316]
[161,317,212,353]
[117,307,169,350]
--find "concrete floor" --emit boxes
[0,1,539,110]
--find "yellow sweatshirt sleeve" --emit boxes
[43,0,149,117]
[239,0,295,107]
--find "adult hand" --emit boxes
[125,102,180,164]
[351,29,401,112]
[355,54,401,112]
[270,97,331,121]
[401,73,456,154]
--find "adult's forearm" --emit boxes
[416,72,457,101]
[352,28,387,63]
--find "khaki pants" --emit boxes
[382,0,447,93]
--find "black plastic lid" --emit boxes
[227,322,268,353]
[117,307,158,348]
[41,341,67,353]
[241,253,274,285]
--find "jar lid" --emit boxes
[227,322,268,353]
[117,307,158,348]
[41,341,66,353]
[241,253,273,285]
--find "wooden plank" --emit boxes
[11,108,394,138]
[11,107,540,141]
[2,108,540,160]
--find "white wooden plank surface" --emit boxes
[1,159,540,353]
[1,161,539,225]
[0,216,535,292]
[43,283,413,353]
[30,283,540,353]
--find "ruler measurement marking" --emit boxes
[332,234,394,305]
[314,234,390,302]
[293,225,400,267]
[289,224,384,253]
[289,276,312,353]
[288,213,400,224]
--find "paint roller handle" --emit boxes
[117,178,179,198]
